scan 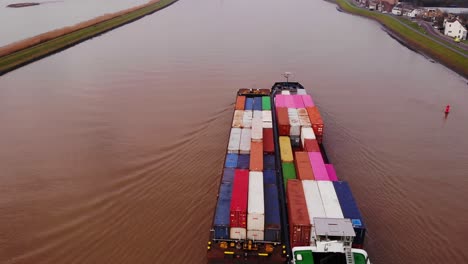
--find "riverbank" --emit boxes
[335,0,468,78]
[7,3,40,8]
[0,0,178,76]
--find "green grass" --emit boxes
[0,0,177,75]
[396,18,468,54]
[336,0,468,77]
[396,18,427,34]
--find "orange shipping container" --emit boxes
[294,152,314,180]
[276,107,290,136]
[306,106,324,137]
[235,96,246,110]
[250,142,263,171]
[287,180,311,247]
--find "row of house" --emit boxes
[359,0,467,40]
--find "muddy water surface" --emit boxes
[0,0,467,263]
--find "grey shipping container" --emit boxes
[213,183,233,239]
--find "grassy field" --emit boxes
[395,17,468,54]
[396,17,427,34]
[0,0,177,75]
[336,0,468,78]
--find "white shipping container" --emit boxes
[290,123,301,136]
[247,172,265,231]
[300,127,316,146]
[297,89,307,95]
[302,180,326,242]
[230,227,247,240]
[302,180,327,220]
[281,90,291,95]
[262,121,273,128]
[289,111,300,136]
[228,128,242,153]
[247,230,264,241]
[253,110,262,120]
[288,108,299,117]
[262,110,272,123]
[239,128,252,154]
[251,117,263,142]
[317,181,344,219]
[299,115,312,127]
[232,110,244,128]
[243,110,253,128]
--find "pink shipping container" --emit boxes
[275,95,287,108]
[285,96,295,108]
[292,95,305,108]
[308,152,329,181]
[325,164,339,181]
[301,95,315,107]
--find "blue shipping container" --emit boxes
[253,97,262,111]
[264,154,276,170]
[225,153,238,168]
[222,168,235,183]
[263,170,276,185]
[245,98,254,110]
[214,183,233,239]
[333,181,366,247]
[264,184,281,242]
[237,154,250,169]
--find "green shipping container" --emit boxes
[282,162,296,189]
[262,96,271,110]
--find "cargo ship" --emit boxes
[207,82,371,264]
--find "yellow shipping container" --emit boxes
[279,136,294,163]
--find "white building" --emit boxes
[392,6,402,15]
[444,20,467,40]
[406,9,421,18]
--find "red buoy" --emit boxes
[445,105,450,114]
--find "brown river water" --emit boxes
[0,0,467,263]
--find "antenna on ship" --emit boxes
[282,72,292,83]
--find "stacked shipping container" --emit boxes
[212,88,366,251]
[275,88,366,248]
[213,94,282,243]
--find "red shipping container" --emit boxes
[230,169,249,228]
[287,180,312,247]
[250,142,264,171]
[276,107,290,136]
[306,106,324,138]
[294,152,314,180]
[263,128,274,154]
[235,96,246,110]
[304,139,320,152]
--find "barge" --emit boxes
[207,82,371,264]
